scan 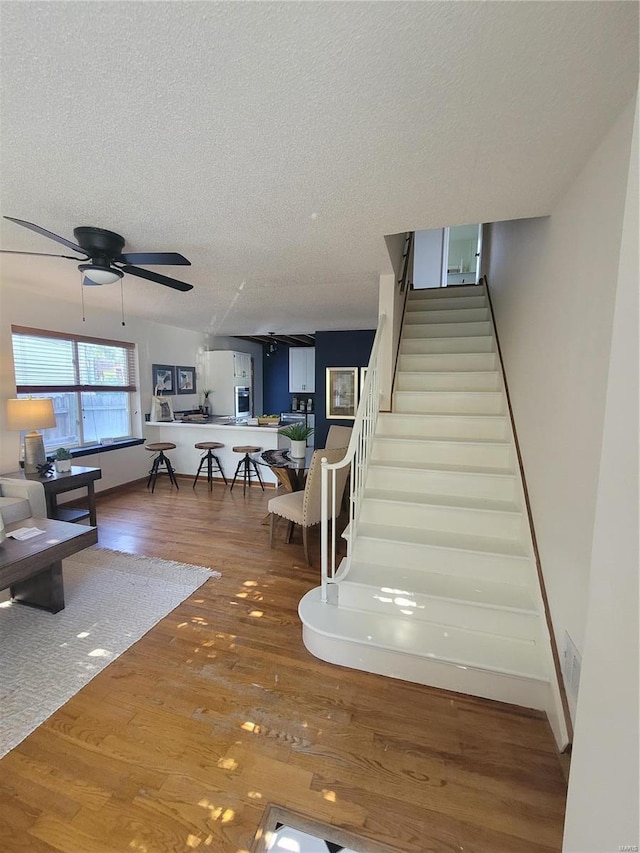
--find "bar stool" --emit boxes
[230,445,264,495]
[193,441,228,490]
[145,442,179,493]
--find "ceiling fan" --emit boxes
[1,216,194,292]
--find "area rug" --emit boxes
[251,804,404,853]
[0,546,218,758]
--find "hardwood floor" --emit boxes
[0,479,567,852]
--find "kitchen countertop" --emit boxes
[148,419,279,431]
[144,419,281,483]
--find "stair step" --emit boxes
[363,488,519,513]
[300,591,549,709]
[377,412,510,441]
[397,352,498,372]
[366,461,519,502]
[341,559,535,610]
[372,435,513,470]
[401,335,495,354]
[355,521,529,557]
[338,561,539,639]
[299,589,549,687]
[403,321,493,339]
[405,307,489,325]
[407,295,487,311]
[360,492,524,539]
[410,284,484,300]
[396,370,501,392]
[394,390,505,415]
[352,522,531,585]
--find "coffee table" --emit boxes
[0,518,98,613]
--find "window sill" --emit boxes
[51,438,145,459]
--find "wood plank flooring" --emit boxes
[0,478,567,852]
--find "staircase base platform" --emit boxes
[299,587,550,711]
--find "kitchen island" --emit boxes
[145,419,280,485]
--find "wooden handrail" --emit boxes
[482,274,573,745]
[398,232,414,293]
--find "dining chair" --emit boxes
[268,447,350,566]
[324,425,353,449]
[324,426,353,512]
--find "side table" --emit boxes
[2,466,102,527]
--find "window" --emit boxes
[11,326,137,451]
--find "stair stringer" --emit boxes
[298,283,569,750]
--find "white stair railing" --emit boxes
[320,313,386,603]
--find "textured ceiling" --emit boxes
[0,1,637,337]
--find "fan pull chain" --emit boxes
[120,277,126,326]
[80,271,86,322]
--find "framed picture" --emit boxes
[152,364,175,396]
[326,367,359,420]
[176,365,196,395]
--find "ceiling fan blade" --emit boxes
[0,249,84,259]
[4,216,87,255]
[119,264,193,292]
[117,251,191,266]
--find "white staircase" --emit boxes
[299,283,568,748]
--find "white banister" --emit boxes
[320,313,386,603]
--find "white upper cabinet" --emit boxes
[203,351,252,387]
[233,352,252,381]
[289,347,315,392]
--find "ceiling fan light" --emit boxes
[78,263,123,285]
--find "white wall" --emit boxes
[0,281,207,488]
[413,228,444,288]
[485,95,636,726]
[562,93,639,853]
[383,232,407,279]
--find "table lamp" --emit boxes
[6,397,56,473]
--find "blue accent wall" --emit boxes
[262,344,290,416]
[314,329,375,447]
[262,331,374,443]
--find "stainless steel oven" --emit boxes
[234,386,251,419]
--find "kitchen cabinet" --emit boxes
[204,351,252,384]
[202,350,253,416]
[289,347,315,392]
[234,352,252,381]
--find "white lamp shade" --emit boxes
[6,397,56,431]
[78,264,123,285]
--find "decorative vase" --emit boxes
[290,440,306,458]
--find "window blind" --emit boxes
[12,326,137,393]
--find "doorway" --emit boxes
[441,224,482,287]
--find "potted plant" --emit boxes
[278,422,313,458]
[53,447,73,473]
[202,389,212,416]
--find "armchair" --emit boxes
[0,476,47,524]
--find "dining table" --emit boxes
[259,448,314,493]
